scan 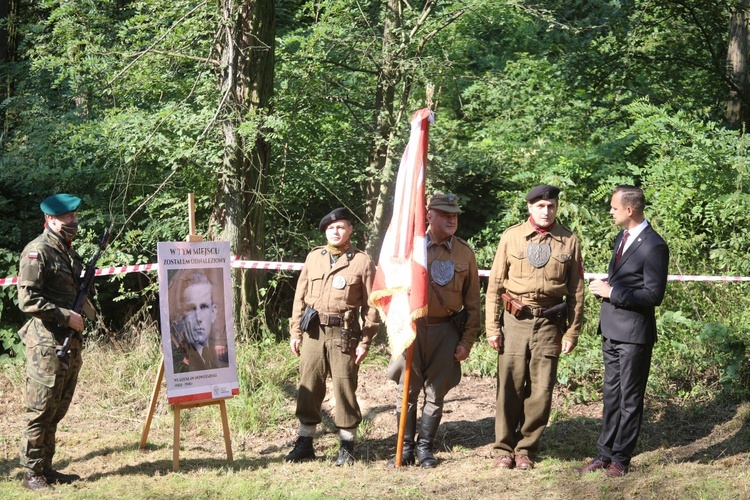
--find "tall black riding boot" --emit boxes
[387,410,417,468]
[415,414,441,468]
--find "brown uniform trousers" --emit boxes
[485,219,584,458]
[17,229,85,474]
[388,234,481,417]
[289,245,379,430]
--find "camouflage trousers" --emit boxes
[19,342,82,473]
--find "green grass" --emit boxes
[1,330,749,499]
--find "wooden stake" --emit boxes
[425,83,435,110]
[186,193,203,242]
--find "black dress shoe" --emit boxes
[45,469,81,484]
[22,472,53,490]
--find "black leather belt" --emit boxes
[319,312,343,326]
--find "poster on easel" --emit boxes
[157,241,239,404]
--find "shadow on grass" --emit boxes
[540,397,750,465]
[0,457,19,479]
[687,414,750,463]
[439,417,495,452]
[542,415,602,460]
[83,455,284,481]
[652,399,750,463]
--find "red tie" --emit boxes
[615,230,629,266]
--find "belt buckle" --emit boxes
[320,312,330,325]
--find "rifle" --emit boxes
[56,224,112,363]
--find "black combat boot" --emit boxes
[335,439,355,466]
[387,410,417,468]
[22,471,53,490]
[44,468,81,484]
[415,414,441,468]
[284,436,316,462]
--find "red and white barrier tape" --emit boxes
[1,260,749,287]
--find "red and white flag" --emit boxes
[370,108,433,358]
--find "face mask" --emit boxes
[59,221,79,241]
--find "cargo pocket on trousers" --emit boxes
[26,345,58,388]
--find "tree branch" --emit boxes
[107,1,208,85]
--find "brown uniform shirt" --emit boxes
[427,233,481,351]
[290,245,379,347]
[485,219,584,345]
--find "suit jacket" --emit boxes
[598,225,669,345]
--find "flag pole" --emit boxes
[395,343,414,467]
[394,86,434,467]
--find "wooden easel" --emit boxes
[139,356,234,471]
[138,193,234,471]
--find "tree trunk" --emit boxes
[0,0,9,63]
[1,0,18,140]
[211,0,275,340]
[363,1,448,257]
[364,0,403,258]
[726,0,750,127]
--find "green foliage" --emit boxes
[651,309,708,400]
[2,0,750,404]
[0,326,24,363]
[697,322,750,399]
[619,100,750,276]
[461,341,497,378]
[558,321,604,389]
[0,248,22,360]
[228,332,298,434]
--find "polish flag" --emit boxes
[370,108,433,357]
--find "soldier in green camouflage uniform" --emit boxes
[17,194,93,490]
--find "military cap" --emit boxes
[427,193,462,214]
[319,207,352,232]
[40,194,81,216]
[525,184,560,202]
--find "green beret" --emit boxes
[40,194,81,216]
[319,207,352,232]
[427,193,462,214]
[525,184,560,202]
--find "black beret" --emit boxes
[525,184,560,202]
[40,194,82,215]
[319,207,352,232]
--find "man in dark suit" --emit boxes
[579,185,669,477]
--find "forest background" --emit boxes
[1,0,750,496]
